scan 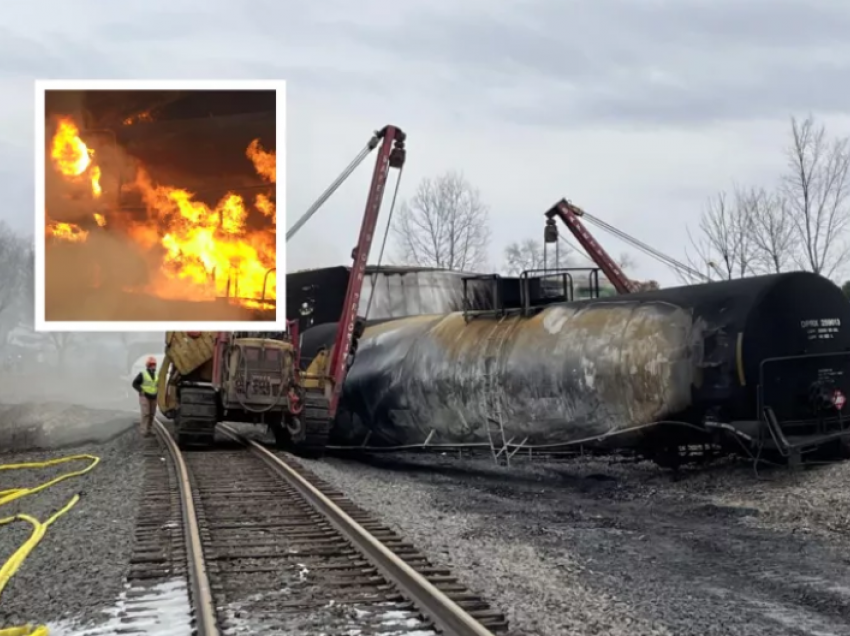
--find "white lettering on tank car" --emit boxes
[801,317,842,340]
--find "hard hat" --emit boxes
[146,356,157,366]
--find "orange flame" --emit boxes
[247,140,275,228]
[47,221,88,243]
[123,110,153,126]
[130,172,275,301]
[91,165,102,198]
[246,139,275,183]
[51,117,92,176]
[50,117,101,198]
[46,115,276,307]
[255,193,275,226]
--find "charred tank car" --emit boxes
[295,269,850,467]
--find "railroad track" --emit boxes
[114,421,508,636]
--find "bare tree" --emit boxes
[391,171,491,271]
[617,252,637,271]
[503,238,569,275]
[684,189,757,281]
[504,236,642,282]
[746,188,797,274]
[781,115,850,277]
[47,332,77,368]
[0,225,33,347]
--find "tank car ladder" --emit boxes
[482,316,523,465]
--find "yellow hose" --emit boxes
[0,454,100,636]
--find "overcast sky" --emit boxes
[3,0,850,285]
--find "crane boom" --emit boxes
[326,126,407,416]
[545,199,638,294]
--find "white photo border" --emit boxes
[34,78,286,332]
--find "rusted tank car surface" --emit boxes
[332,302,697,447]
[302,271,850,454]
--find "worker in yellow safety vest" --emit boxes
[131,356,158,437]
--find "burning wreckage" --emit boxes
[287,200,850,469]
[43,89,277,322]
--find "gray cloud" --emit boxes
[325,0,850,127]
[0,28,71,78]
[0,27,126,80]
[2,0,849,285]
[496,61,850,129]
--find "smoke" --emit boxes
[0,332,169,451]
[0,358,138,452]
[44,232,267,322]
[43,95,277,322]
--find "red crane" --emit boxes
[326,126,406,415]
[285,126,407,418]
[545,198,640,294]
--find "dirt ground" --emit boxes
[293,449,850,636]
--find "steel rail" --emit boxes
[218,424,496,636]
[153,420,220,636]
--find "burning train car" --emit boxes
[292,266,850,467]
[43,89,277,322]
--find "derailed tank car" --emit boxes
[297,269,850,466]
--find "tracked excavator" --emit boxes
[156,125,407,450]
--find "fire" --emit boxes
[90,166,102,198]
[123,110,153,126]
[47,221,88,243]
[247,141,276,226]
[131,173,275,301]
[246,139,275,183]
[255,193,275,225]
[51,117,91,176]
[45,114,276,307]
[49,117,101,199]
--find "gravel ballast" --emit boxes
[285,448,850,636]
[0,410,144,629]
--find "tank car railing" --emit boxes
[518,267,605,315]
[580,269,602,299]
[756,350,850,464]
[461,268,606,322]
[461,274,506,321]
[519,269,574,314]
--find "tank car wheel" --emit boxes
[801,436,850,462]
[647,444,683,472]
[829,435,850,461]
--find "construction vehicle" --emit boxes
[543,198,706,291]
[156,125,407,450]
[542,199,667,294]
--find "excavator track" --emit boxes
[292,390,331,456]
[175,385,218,449]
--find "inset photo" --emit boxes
[35,80,284,331]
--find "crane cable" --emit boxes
[286,137,378,242]
[557,228,696,280]
[583,212,708,280]
[364,165,405,321]
[578,212,709,282]
[0,454,101,636]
